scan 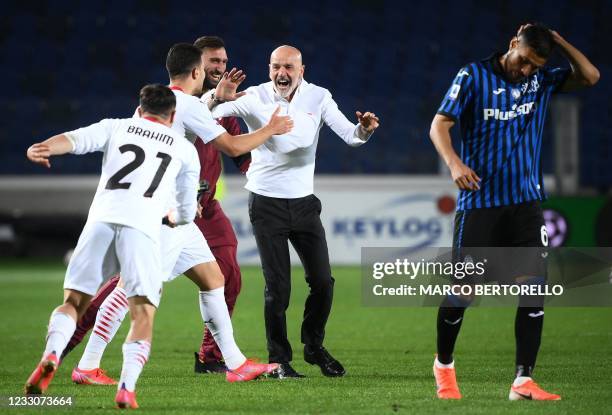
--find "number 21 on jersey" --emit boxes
[105,144,172,198]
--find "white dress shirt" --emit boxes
[211,80,372,198]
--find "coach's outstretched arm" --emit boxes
[430,114,481,191]
[550,30,600,91]
[211,106,293,156]
[321,91,380,147]
[26,134,74,168]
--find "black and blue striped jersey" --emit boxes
[437,54,570,211]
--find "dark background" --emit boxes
[1,0,610,189]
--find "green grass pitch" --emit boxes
[0,260,611,414]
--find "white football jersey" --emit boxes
[65,117,200,241]
[131,87,227,144]
[169,87,226,143]
[131,88,226,143]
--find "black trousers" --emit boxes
[249,192,334,363]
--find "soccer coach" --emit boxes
[210,45,379,378]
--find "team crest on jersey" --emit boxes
[527,77,540,93]
[517,77,540,98]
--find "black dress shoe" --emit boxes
[194,352,227,373]
[268,362,305,379]
[304,346,346,377]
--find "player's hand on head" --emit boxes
[356,111,380,132]
[214,67,247,102]
[267,106,294,135]
[517,23,533,37]
[449,160,481,191]
[26,143,52,168]
[549,29,563,44]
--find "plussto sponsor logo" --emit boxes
[483,102,536,121]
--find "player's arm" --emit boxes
[170,151,200,226]
[551,30,600,92]
[430,114,480,191]
[433,67,480,191]
[26,120,114,168]
[210,106,293,157]
[190,95,292,156]
[322,93,379,146]
[26,134,74,168]
[209,90,254,119]
[221,117,251,173]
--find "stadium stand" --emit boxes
[1,0,610,189]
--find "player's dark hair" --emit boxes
[139,84,176,118]
[194,35,225,50]
[166,43,202,79]
[518,23,555,59]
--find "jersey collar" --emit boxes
[481,52,502,73]
[142,116,164,125]
[485,51,541,85]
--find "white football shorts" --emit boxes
[64,221,163,307]
[161,222,215,282]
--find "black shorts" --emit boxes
[452,201,548,282]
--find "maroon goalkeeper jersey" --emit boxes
[195,116,250,209]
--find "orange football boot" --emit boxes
[226,359,279,382]
[25,352,60,395]
[509,379,561,401]
[433,358,462,399]
[72,367,117,385]
[115,384,139,409]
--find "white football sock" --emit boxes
[435,357,455,369]
[199,288,246,370]
[513,376,532,386]
[44,311,76,357]
[78,287,128,370]
[118,341,150,392]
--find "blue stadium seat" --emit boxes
[0,1,609,184]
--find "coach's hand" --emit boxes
[214,67,247,102]
[356,111,380,132]
[27,143,52,168]
[266,106,294,135]
[449,158,481,191]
